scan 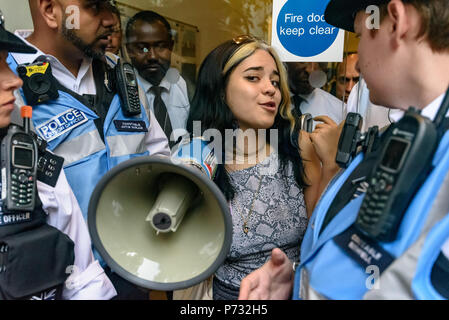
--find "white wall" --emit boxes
[0,0,32,32]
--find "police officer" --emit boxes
[239,0,449,300]
[0,9,115,300]
[8,0,170,299]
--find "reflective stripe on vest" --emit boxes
[106,133,148,158]
[54,130,105,166]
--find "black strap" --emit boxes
[443,118,449,131]
[90,59,116,142]
[430,252,449,299]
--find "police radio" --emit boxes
[355,91,449,242]
[115,60,141,117]
[17,56,59,105]
[1,106,38,212]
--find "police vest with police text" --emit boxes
[7,54,152,220]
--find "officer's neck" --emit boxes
[26,32,84,78]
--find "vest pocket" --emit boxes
[0,224,74,300]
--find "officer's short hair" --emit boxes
[378,0,449,52]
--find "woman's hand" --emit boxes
[309,116,343,169]
[239,248,294,300]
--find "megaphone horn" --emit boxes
[88,151,232,291]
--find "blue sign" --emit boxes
[277,0,339,57]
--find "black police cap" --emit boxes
[324,0,389,33]
[0,10,36,54]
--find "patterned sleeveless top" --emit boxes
[213,151,308,299]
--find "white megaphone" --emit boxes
[88,137,232,291]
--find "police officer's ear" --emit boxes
[386,0,412,49]
[30,0,61,30]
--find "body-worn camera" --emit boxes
[17,57,59,105]
[336,112,363,168]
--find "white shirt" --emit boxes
[420,93,446,121]
[39,170,117,300]
[137,69,190,135]
[295,88,345,129]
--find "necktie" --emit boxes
[151,86,174,146]
[292,94,304,119]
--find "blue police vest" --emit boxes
[7,54,151,220]
[412,211,449,300]
[293,129,449,300]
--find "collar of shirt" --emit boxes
[389,93,446,122]
[291,89,314,105]
[11,31,95,95]
[420,93,447,121]
[137,70,172,95]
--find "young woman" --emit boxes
[185,35,338,300]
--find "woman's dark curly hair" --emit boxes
[186,36,308,201]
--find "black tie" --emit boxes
[292,94,304,119]
[151,86,174,146]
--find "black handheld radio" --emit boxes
[115,60,141,117]
[355,91,449,242]
[1,106,38,212]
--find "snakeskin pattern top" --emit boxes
[213,151,308,298]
